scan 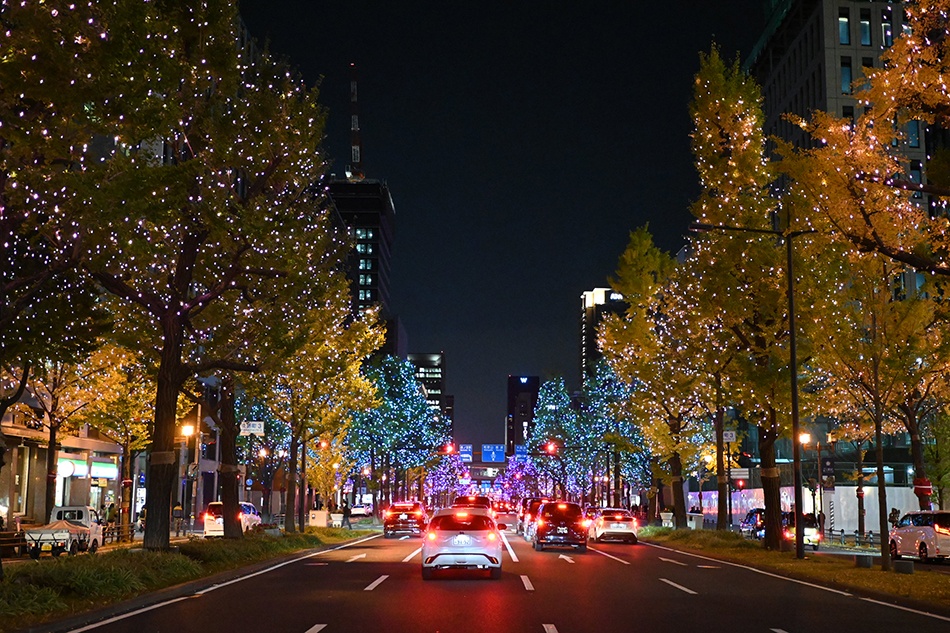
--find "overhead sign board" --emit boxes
[240,420,265,437]
[459,444,473,463]
[481,444,505,463]
[515,444,526,458]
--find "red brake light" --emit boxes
[456,511,469,518]
[414,511,422,517]
[427,531,437,541]
[581,519,592,529]
[614,514,624,520]
[557,503,568,509]
[537,518,545,527]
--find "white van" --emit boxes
[888,510,950,562]
[203,501,262,537]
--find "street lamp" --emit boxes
[691,221,814,559]
[181,422,199,531]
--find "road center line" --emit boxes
[305,626,328,633]
[364,574,389,591]
[521,575,535,591]
[500,531,519,562]
[542,625,559,633]
[770,629,789,633]
[660,578,697,595]
[402,547,421,562]
[659,556,688,566]
[589,547,630,565]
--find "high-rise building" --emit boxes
[744,1,928,209]
[580,288,627,380]
[408,353,447,413]
[506,376,540,456]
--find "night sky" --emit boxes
[238,1,766,445]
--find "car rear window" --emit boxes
[542,504,582,519]
[206,504,223,517]
[603,511,632,519]
[430,514,495,531]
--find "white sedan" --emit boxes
[588,508,638,544]
[421,508,505,580]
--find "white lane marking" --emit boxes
[542,625,559,633]
[305,562,328,566]
[65,535,385,631]
[364,574,389,591]
[660,578,697,595]
[859,597,950,623]
[305,626,328,633]
[64,597,193,632]
[402,547,421,562]
[500,531,519,562]
[589,547,630,565]
[521,575,535,591]
[659,556,688,566]
[644,542,852,597]
[558,554,575,564]
[697,565,720,569]
[346,553,366,563]
[771,629,789,633]
[400,535,410,540]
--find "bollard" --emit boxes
[854,530,861,546]
[867,530,874,547]
[839,529,845,545]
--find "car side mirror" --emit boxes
[497,524,507,531]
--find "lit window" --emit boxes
[907,120,920,147]
[860,9,871,45]
[838,9,850,45]
[881,11,893,47]
[359,259,371,270]
[841,57,852,94]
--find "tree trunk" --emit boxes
[669,452,687,528]
[856,441,867,536]
[759,421,782,552]
[899,405,931,510]
[44,420,59,523]
[714,399,729,530]
[144,314,187,551]
[120,446,133,542]
[218,377,243,539]
[298,437,307,530]
[874,411,892,571]
[284,432,299,533]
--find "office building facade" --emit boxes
[505,376,540,456]
[580,288,627,380]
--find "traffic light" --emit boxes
[444,442,455,454]
[544,441,558,455]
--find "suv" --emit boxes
[532,501,588,552]
[203,501,261,537]
[383,501,427,538]
[521,498,550,541]
[889,510,950,562]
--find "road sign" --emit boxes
[459,444,473,463]
[730,467,750,479]
[240,420,265,437]
[515,444,526,458]
[723,431,737,443]
[481,444,505,462]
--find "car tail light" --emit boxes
[238,513,243,521]
[536,518,545,528]
[487,532,497,541]
[614,514,624,520]
[456,511,469,518]
[204,513,211,522]
[581,518,592,529]
[427,531,437,541]
[414,511,422,517]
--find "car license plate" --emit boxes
[399,513,408,520]
[41,544,52,551]
[557,527,568,534]
[453,534,472,546]
[612,523,625,529]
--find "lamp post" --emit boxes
[181,421,199,532]
[691,221,814,559]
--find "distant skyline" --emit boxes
[239,1,767,445]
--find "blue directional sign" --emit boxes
[515,444,526,458]
[459,444,473,463]
[481,444,506,463]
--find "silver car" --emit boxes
[421,508,506,580]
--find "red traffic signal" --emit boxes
[544,441,558,454]
[444,443,455,454]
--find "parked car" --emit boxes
[740,508,766,540]
[421,507,505,580]
[782,511,821,550]
[532,501,589,552]
[23,505,103,558]
[589,508,638,544]
[203,501,262,537]
[350,503,373,517]
[383,501,427,538]
[889,510,950,562]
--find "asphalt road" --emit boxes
[34,531,950,633]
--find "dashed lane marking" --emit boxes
[364,575,389,591]
[521,575,535,591]
[501,531,519,562]
[305,626,327,633]
[542,625,559,633]
[660,578,697,595]
[589,547,630,565]
[659,556,688,566]
[403,547,421,562]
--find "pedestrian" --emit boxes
[341,499,352,529]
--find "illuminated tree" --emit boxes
[530,378,584,499]
[77,343,154,540]
[600,227,711,528]
[0,0,355,549]
[308,431,354,512]
[238,399,290,518]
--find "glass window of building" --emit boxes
[909,160,923,199]
[860,9,871,46]
[359,274,373,286]
[359,259,372,270]
[838,9,850,45]
[842,105,855,125]
[841,57,852,94]
[907,120,920,147]
[881,11,893,47]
